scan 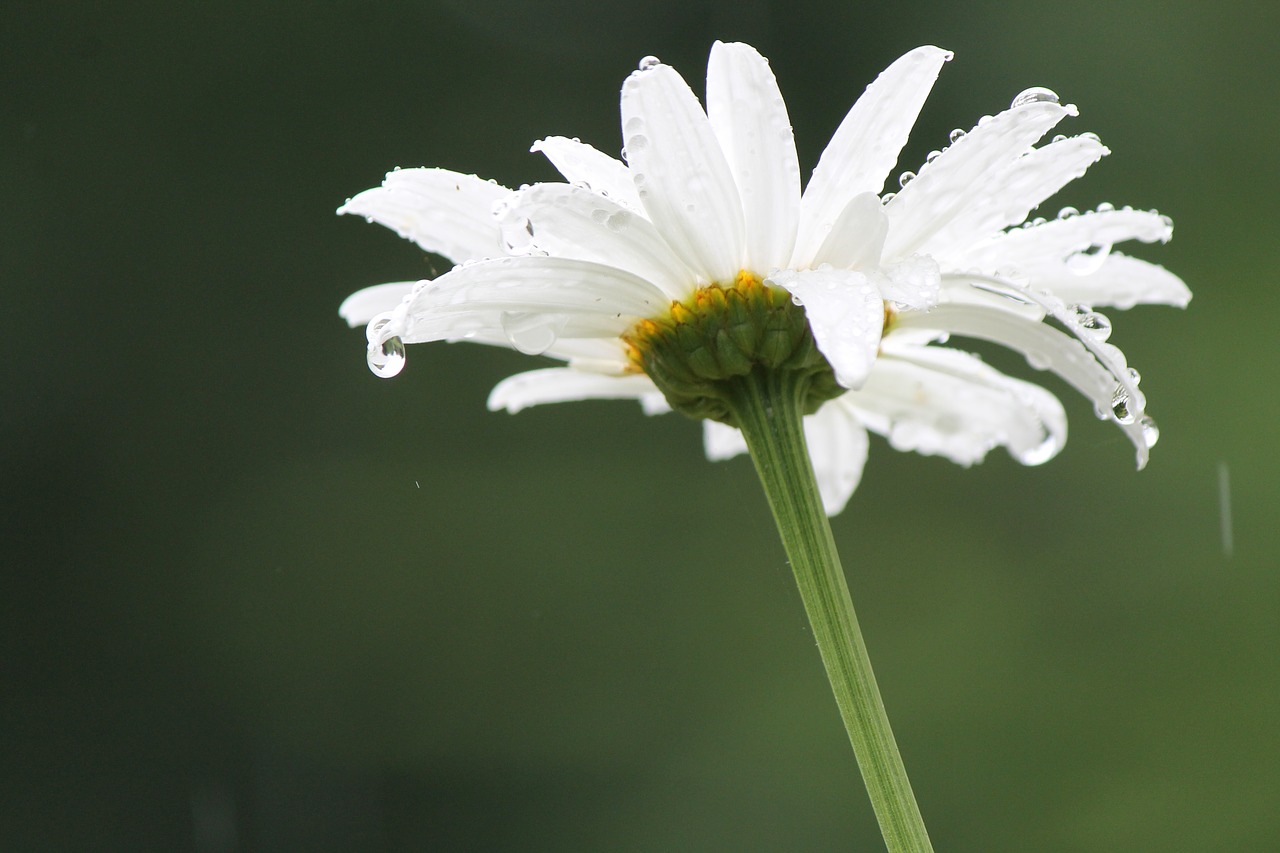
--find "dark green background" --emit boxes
[4,0,1276,850]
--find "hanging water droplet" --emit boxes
[1077,309,1112,341]
[949,128,966,143]
[637,55,661,71]
[1111,386,1136,424]
[1058,206,1080,220]
[1010,87,1060,109]
[898,170,916,188]
[1127,367,1142,384]
[880,192,896,205]
[367,336,406,378]
[1139,416,1160,447]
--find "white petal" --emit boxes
[338,169,508,264]
[706,41,801,273]
[883,100,1077,261]
[502,183,694,299]
[1037,253,1191,309]
[894,300,1152,467]
[703,419,749,461]
[338,281,415,327]
[880,254,941,310]
[794,46,952,267]
[956,207,1173,268]
[919,134,1109,261]
[802,399,871,516]
[487,367,659,413]
[529,137,643,211]
[855,344,1067,466]
[769,268,884,390]
[620,63,745,283]
[390,257,667,345]
[812,192,888,270]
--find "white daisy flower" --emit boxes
[339,42,1189,515]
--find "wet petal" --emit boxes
[880,254,941,310]
[706,41,801,273]
[883,100,1077,261]
[338,168,508,264]
[1037,253,1191,309]
[502,183,694,299]
[529,136,643,211]
[855,344,1067,466]
[794,46,952,267]
[338,281,415,327]
[769,267,884,389]
[621,62,746,283]
[920,134,1109,261]
[811,192,888,270]
[488,368,659,413]
[802,399,871,516]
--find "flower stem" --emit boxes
[724,367,934,853]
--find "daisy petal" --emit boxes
[621,63,746,283]
[855,345,1067,466]
[338,168,508,264]
[703,419,749,461]
[338,281,415,327]
[390,257,668,346]
[1039,253,1192,309]
[502,183,694,299]
[488,367,659,413]
[529,136,643,211]
[794,45,952,267]
[920,134,1109,261]
[803,399,871,516]
[812,192,888,270]
[957,207,1173,268]
[706,41,801,273]
[883,100,1077,261]
[769,268,884,390]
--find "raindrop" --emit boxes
[1127,367,1142,384]
[1010,87,1060,109]
[881,192,896,205]
[898,170,916,188]
[1066,242,1112,275]
[1140,416,1160,447]
[501,312,562,356]
[1076,308,1112,341]
[638,55,661,71]
[949,128,966,143]
[1096,202,1116,213]
[1057,206,1080,220]
[1110,386,1136,424]
[1051,134,1067,144]
[925,149,943,164]
[367,336,406,378]
[605,210,632,233]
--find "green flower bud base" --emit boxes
[626,274,934,853]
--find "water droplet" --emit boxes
[638,55,661,71]
[1077,309,1112,341]
[1111,386,1136,424]
[1140,416,1160,447]
[898,170,916,188]
[367,336,406,378]
[605,210,631,232]
[501,312,561,356]
[880,192,896,205]
[949,128,966,143]
[1058,206,1080,220]
[1051,134,1067,144]
[1066,242,1112,275]
[1010,86,1060,109]
[1096,202,1116,213]
[925,149,943,164]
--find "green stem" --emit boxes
[725,368,934,853]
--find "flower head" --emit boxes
[339,43,1188,515]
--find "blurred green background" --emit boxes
[4,0,1276,849]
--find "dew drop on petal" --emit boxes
[1096,202,1116,213]
[1058,206,1079,220]
[367,336,406,378]
[501,311,561,356]
[880,192,896,205]
[638,55,661,71]
[1010,86,1060,109]
[1127,367,1142,385]
[1140,416,1160,447]
[1066,242,1113,276]
[1111,386,1136,424]
[1071,304,1113,340]
[898,170,916,188]
[949,128,966,143]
